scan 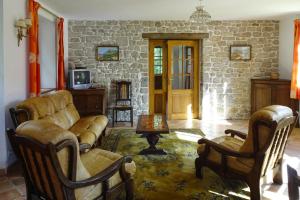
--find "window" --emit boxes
[38,11,57,91]
[154,46,163,89]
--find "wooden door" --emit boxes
[167,40,199,119]
[149,40,167,114]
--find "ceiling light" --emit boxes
[189,0,211,23]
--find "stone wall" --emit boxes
[68,20,279,121]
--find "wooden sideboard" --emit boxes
[69,88,106,116]
[251,79,299,114]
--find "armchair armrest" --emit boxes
[198,138,253,158]
[225,129,247,140]
[9,108,30,129]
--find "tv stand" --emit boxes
[68,88,106,116]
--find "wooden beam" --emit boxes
[142,33,209,40]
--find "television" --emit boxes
[68,69,91,89]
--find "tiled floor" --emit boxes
[1,119,299,200]
[0,163,25,200]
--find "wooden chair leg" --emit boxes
[195,157,203,179]
[26,193,32,200]
[25,178,34,200]
[130,108,133,127]
[112,109,115,127]
[287,165,300,200]
[116,110,118,124]
[125,178,134,200]
[248,180,261,200]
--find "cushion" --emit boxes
[17,90,80,130]
[81,148,135,188]
[69,115,108,146]
[77,148,136,200]
[197,136,253,173]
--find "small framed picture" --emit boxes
[96,46,119,61]
[230,45,251,61]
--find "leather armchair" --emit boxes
[195,105,298,200]
[7,120,136,200]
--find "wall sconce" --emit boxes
[15,18,32,46]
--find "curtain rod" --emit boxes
[40,5,60,18]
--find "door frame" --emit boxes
[148,39,200,119]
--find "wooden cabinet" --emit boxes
[69,88,106,116]
[251,79,299,114]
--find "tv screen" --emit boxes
[74,71,91,85]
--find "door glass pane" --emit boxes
[172,59,183,75]
[172,46,183,60]
[171,45,194,89]
[172,75,193,89]
[172,75,183,89]
[184,60,192,74]
[154,46,163,89]
[184,75,193,89]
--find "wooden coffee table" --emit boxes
[136,114,169,155]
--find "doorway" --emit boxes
[149,39,199,120]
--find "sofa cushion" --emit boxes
[17,90,80,130]
[81,149,122,188]
[69,115,108,146]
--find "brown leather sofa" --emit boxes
[10,90,108,149]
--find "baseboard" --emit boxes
[0,154,17,176]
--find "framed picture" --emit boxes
[230,45,251,61]
[96,46,119,61]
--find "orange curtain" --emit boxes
[28,0,40,97]
[291,19,300,99]
[57,18,65,90]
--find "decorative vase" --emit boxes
[270,72,279,80]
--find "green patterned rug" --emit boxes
[101,129,249,200]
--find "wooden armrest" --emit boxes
[198,138,253,158]
[64,157,126,189]
[9,108,30,129]
[79,143,92,153]
[225,129,247,139]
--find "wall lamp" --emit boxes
[15,18,32,46]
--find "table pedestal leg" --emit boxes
[139,134,167,155]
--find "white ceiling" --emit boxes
[39,0,300,20]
